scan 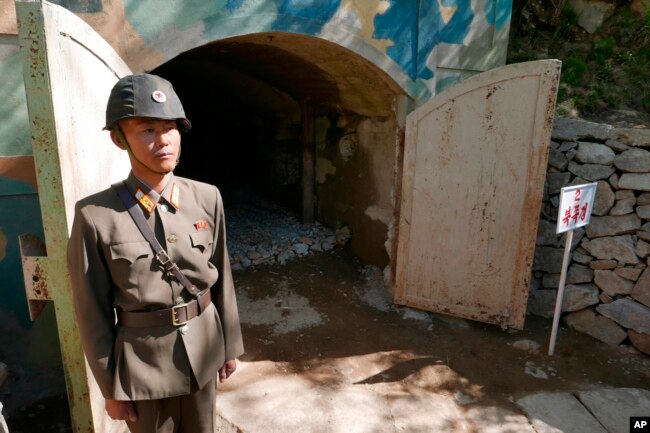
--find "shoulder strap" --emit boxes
[113,182,202,298]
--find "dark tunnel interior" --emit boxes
[152,33,403,266]
[153,32,399,213]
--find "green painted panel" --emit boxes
[0,184,44,328]
[0,176,36,196]
[0,47,31,157]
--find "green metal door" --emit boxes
[394,60,561,330]
[16,1,131,431]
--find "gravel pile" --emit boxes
[225,194,351,271]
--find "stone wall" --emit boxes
[530,116,650,356]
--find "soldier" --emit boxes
[67,73,244,433]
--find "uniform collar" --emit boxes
[124,172,180,214]
[160,176,180,210]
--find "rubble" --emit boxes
[225,194,351,271]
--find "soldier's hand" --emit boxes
[105,399,138,422]
[219,359,237,382]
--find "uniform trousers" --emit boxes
[126,374,215,433]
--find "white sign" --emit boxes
[556,182,598,234]
[549,181,598,356]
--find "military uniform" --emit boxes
[67,172,244,428]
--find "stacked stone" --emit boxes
[226,199,351,271]
[530,116,650,356]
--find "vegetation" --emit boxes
[507,2,650,121]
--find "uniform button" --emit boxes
[167,234,178,243]
[179,325,189,335]
[160,204,168,213]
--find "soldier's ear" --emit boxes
[110,128,128,150]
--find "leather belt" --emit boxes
[117,290,211,327]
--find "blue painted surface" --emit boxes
[0,179,44,328]
[374,0,473,81]
[0,176,34,196]
[271,0,340,33]
[275,0,340,20]
[435,0,473,45]
[226,0,245,12]
[113,0,511,103]
[485,0,512,30]
[436,74,465,94]
[423,0,473,79]
[373,2,419,80]
[124,0,224,40]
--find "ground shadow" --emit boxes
[233,247,650,411]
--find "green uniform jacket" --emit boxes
[67,173,244,400]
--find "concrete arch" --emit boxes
[159,32,404,117]
[113,2,431,104]
[154,31,405,266]
[197,16,428,103]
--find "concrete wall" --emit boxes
[316,113,399,266]
[54,0,511,103]
[0,0,511,328]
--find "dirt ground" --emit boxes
[5,246,650,432]
[233,247,650,412]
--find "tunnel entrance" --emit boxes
[154,33,404,269]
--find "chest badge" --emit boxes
[194,220,209,231]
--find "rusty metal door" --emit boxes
[16,0,131,431]
[394,60,561,330]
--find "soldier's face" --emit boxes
[119,117,181,175]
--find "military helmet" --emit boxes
[104,73,191,132]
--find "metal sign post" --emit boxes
[548,182,598,356]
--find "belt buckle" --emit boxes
[172,303,189,326]
[156,250,172,267]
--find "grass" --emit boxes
[508,4,650,117]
